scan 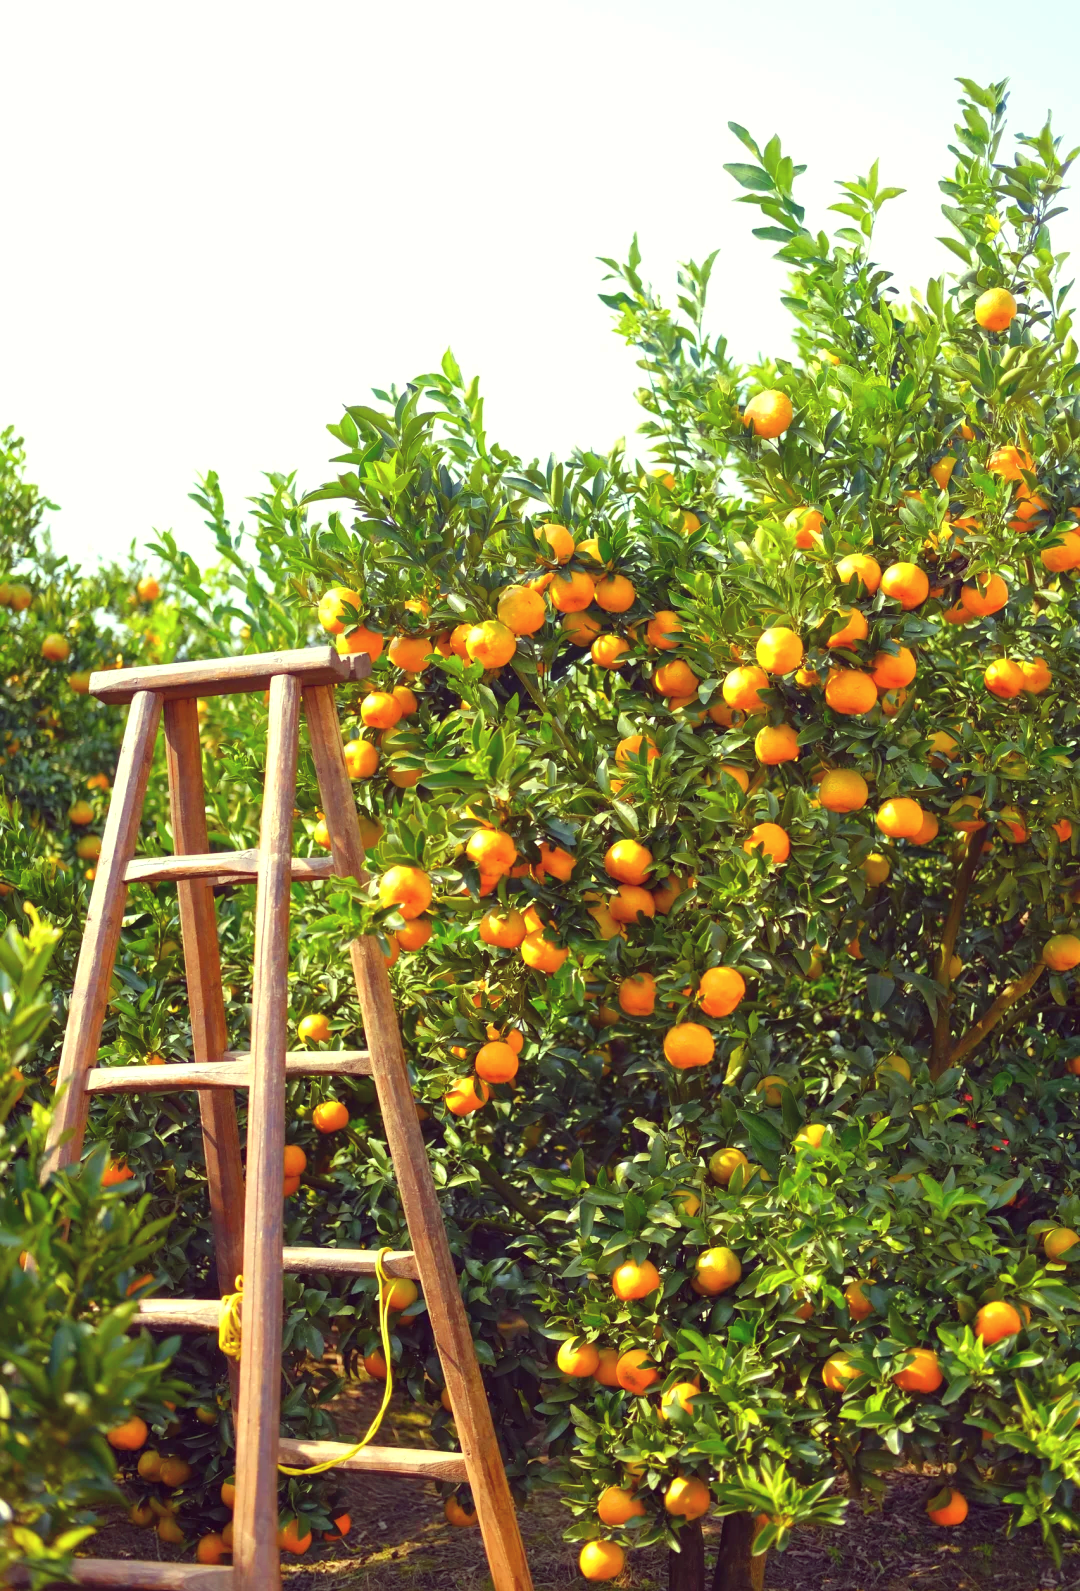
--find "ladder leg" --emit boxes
[232,673,301,1591]
[304,684,533,1591]
[43,690,163,1181]
[163,698,246,1407]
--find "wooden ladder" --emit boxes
[42,646,533,1591]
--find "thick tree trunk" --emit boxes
[711,1513,766,1591]
[669,1519,706,1591]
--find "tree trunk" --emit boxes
[669,1519,706,1591]
[711,1513,766,1591]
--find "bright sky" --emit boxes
[4,0,1079,569]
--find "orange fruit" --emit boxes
[387,635,433,672]
[612,1260,661,1301]
[794,1123,828,1150]
[870,646,916,690]
[1041,530,1080,572]
[1044,936,1080,972]
[974,1300,1022,1343]
[754,723,800,765]
[947,795,985,833]
[784,506,824,547]
[910,810,940,846]
[742,389,793,438]
[974,286,1016,330]
[318,587,362,633]
[655,659,699,697]
[68,670,92,693]
[755,626,803,673]
[616,1346,659,1393]
[1053,818,1073,842]
[157,1515,185,1545]
[709,1147,749,1184]
[478,909,527,949]
[614,733,659,770]
[579,1540,626,1581]
[344,739,379,779]
[664,1023,715,1070]
[960,571,1008,616]
[664,1474,711,1520]
[647,610,682,649]
[557,1339,601,1377]
[660,1381,702,1421]
[824,669,877,716]
[893,1347,942,1393]
[536,523,575,563]
[698,966,745,1017]
[607,885,653,924]
[755,1075,786,1106]
[743,822,790,864]
[595,574,635,612]
[822,1353,864,1392]
[392,685,418,716]
[324,1512,351,1540]
[694,1247,741,1295]
[159,1456,192,1488]
[196,1533,229,1564]
[825,607,869,649]
[102,1160,134,1187]
[396,916,433,951]
[717,764,749,794]
[466,620,517,669]
[467,829,517,875]
[597,1486,646,1526]
[444,1076,490,1116]
[926,1488,968,1526]
[988,444,1033,479]
[363,1349,388,1380]
[978,659,1020,699]
[474,1041,519,1084]
[619,972,657,1016]
[880,562,929,609]
[361,691,402,731]
[723,664,770,711]
[520,929,569,974]
[928,730,959,763]
[652,874,686,914]
[1019,658,1052,693]
[1009,492,1048,531]
[278,1517,313,1555]
[549,571,595,613]
[283,1144,307,1178]
[930,455,956,490]
[336,622,385,661]
[562,609,602,646]
[282,1175,301,1198]
[875,798,924,839]
[106,1415,148,1450]
[819,770,868,812]
[998,808,1028,844]
[862,852,890,885]
[836,553,882,593]
[298,1012,331,1045]
[604,839,653,885]
[69,800,94,825]
[594,1347,622,1387]
[591,634,630,669]
[379,865,432,919]
[497,585,547,635]
[1043,1225,1080,1258]
[313,1100,350,1133]
[136,575,161,603]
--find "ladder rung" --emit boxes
[283,1246,418,1277]
[133,1299,222,1331]
[86,1051,371,1093]
[277,1437,468,1480]
[125,849,337,885]
[89,644,370,705]
[18,1564,234,1589]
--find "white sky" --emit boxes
[4,0,1080,568]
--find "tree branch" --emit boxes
[947,962,1046,1068]
[467,1153,549,1229]
[930,835,984,1077]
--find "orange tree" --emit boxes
[247,77,1080,1588]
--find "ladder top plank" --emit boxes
[8,1564,233,1589]
[126,850,337,885]
[277,1437,468,1481]
[283,1246,418,1277]
[86,1052,372,1093]
[89,646,370,705]
[133,1299,222,1330]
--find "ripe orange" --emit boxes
[591,634,630,669]
[467,829,517,876]
[159,1456,192,1488]
[557,1339,601,1377]
[974,1300,1022,1343]
[926,1488,968,1526]
[723,664,770,711]
[561,610,602,646]
[605,839,653,885]
[647,610,682,649]
[283,1144,307,1179]
[754,723,800,765]
[157,1515,185,1544]
[344,739,379,779]
[947,795,984,833]
[794,1123,828,1150]
[497,585,547,635]
[318,586,362,632]
[579,1540,626,1581]
[361,691,402,732]
[324,1512,352,1540]
[862,852,890,884]
[784,506,824,547]
[824,669,877,716]
[709,1147,748,1184]
[819,770,868,813]
[1043,935,1080,972]
[1053,818,1073,843]
[974,286,1016,330]
[397,915,434,951]
[1044,1226,1080,1258]
[664,1022,715,1070]
[615,1346,659,1393]
[876,798,924,839]
[336,622,385,661]
[195,1533,229,1564]
[755,1075,786,1106]
[822,1353,863,1392]
[102,1160,134,1187]
[520,929,569,974]
[742,389,793,438]
[664,1474,711,1520]
[474,1041,520,1084]
[614,733,659,770]
[743,822,790,864]
[660,1380,701,1420]
[930,455,956,490]
[1019,658,1052,693]
[870,646,916,690]
[278,1517,313,1555]
[836,553,882,593]
[597,1485,646,1526]
[717,764,749,795]
[68,670,92,693]
[608,885,653,924]
[137,575,161,603]
[1041,530,1080,572]
[466,620,517,669]
[880,561,929,609]
[594,1347,622,1387]
[378,865,433,920]
[652,874,686,913]
[40,633,70,663]
[298,1012,331,1045]
[910,810,940,846]
[960,571,1008,616]
[444,1076,490,1116]
[595,574,635,612]
[387,635,433,672]
[619,972,657,1016]
[998,808,1028,844]
[694,1247,741,1295]
[756,626,803,674]
[655,659,700,697]
[987,444,1033,480]
[536,523,575,563]
[549,571,595,613]
[107,1415,148,1450]
[698,965,745,1017]
[478,909,527,949]
[313,1100,350,1133]
[893,1347,942,1393]
[69,799,94,826]
[612,1260,661,1301]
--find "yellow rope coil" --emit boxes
[218,1247,398,1476]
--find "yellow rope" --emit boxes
[218,1248,398,1476]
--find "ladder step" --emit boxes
[277,1437,468,1480]
[133,1299,222,1331]
[21,1564,234,1589]
[283,1246,418,1277]
[125,849,337,886]
[89,644,370,705]
[86,1051,371,1093]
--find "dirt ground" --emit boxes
[88,1376,1079,1590]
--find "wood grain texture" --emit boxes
[89,646,359,705]
[303,685,532,1591]
[164,698,245,1298]
[125,850,337,885]
[232,672,301,1591]
[276,1438,467,1480]
[282,1246,418,1277]
[42,691,162,1181]
[7,1562,233,1589]
[86,1052,371,1093]
[132,1299,223,1331]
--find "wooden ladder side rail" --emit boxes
[231,672,302,1591]
[43,691,163,1180]
[304,682,534,1591]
